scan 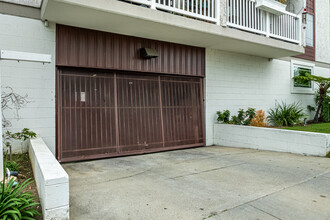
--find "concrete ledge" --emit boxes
[214,124,330,156]
[29,137,69,220]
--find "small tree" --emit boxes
[294,73,330,122]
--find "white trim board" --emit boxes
[0,0,42,8]
[0,50,52,63]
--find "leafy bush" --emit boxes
[322,97,330,122]
[244,108,256,125]
[315,91,330,122]
[230,115,241,125]
[251,110,267,127]
[267,102,306,127]
[216,110,230,123]
[0,178,40,219]
[216,108,256,125]
[3,128,36,160]
[230,108,256,125]
[326,151,330,158]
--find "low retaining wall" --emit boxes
[29,137,69,220]
[214,124,330,156]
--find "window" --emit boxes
[291,60,314,94]
[306,14,314,47]
[293,66,312,88]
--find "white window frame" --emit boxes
[291,60,315,94]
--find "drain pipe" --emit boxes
[0,58,3,181]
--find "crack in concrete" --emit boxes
[169,162,247,179]
[248,204,282,220]
[220,169,330,215]
[169,150,258,167]
[92,168,153,185]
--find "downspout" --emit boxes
[0,58,3,180]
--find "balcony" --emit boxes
[227,0,301,44]
[124,0,220,24]
[41,0,304,58]
[123,0,301,44]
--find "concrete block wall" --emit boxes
[0,13,56,154]
[214,124,330,156]
[205,48,330,146]
[29,137,69,220]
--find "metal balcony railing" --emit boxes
[122,0,302,44]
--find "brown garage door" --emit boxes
[57,68,204,162]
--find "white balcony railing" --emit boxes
[127,0,220,23]
[227,0,301,44]
[124,0,301,44]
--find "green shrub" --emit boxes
[244,108,256,125]
[230,108,256,125]
[217,108,256,125]
[319,92,330,122]
[230,115,241,125]
[326,151,330,158]
[322,99,330,122]
[308,91,330,122]
[267,102,306,127]
[216,110,230,123]
[0,178,40,220]
[237,109,245,122]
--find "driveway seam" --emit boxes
[248,204,282,220]
[220,169,330,214]
[94,169,153,184]
[169,162,246,179]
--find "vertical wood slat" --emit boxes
[57,25,205,77]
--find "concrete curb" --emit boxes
[214,124,330,156]
[29,137,69,220]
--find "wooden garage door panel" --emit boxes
[57,68,204,162]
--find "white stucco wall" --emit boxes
[315,0,330,64]
[205,49,330,146]
[0,68,3,180]
[0,13,56,154]
[214,124,330,156]
[29,137,69,219]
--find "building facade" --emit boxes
[0,0,329,161]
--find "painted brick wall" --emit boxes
[205,48,330,146]
[0,14,56,154]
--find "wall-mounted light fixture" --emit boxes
[140,48,158,59]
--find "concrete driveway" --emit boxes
[63,146,330,220]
